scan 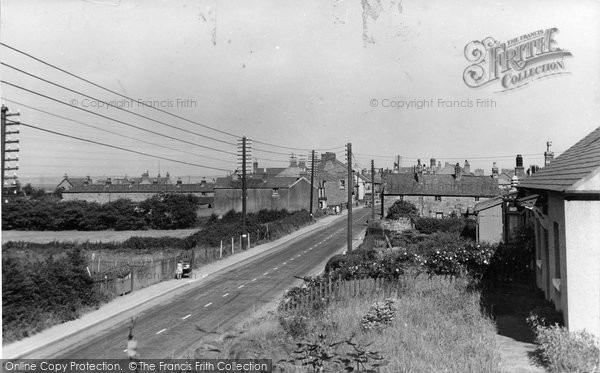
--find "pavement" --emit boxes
[2,211,353,359]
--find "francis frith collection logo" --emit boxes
[463,28,572,92]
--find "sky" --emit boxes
[1,0,599,184]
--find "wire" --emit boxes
[13,120,233,172]
[1,43,351,153]
[354,152,560,160]
[1,42,239,139]
[2,97,234,164]
[1,62,236,147]
[1,81,237,156]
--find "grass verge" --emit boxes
[194,269,501,372]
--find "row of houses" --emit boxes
[472,127,600,340]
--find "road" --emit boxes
[54,208,371,358]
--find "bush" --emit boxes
[2,193,201,231]
[528,316,600,373]
[2,248,103,342]
[414,217,466,235]
[386,200,418,221]
[360,298,398,331]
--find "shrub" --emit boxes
[528,316,600,373]
[360,298,397,331]
[386,200,418,221]
[414,217,466,235]
[278,312,310,338]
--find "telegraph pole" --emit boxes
[309,150,315,218]
[347,143,353,252]
[371,159,375,221]
[242,136,247,250]
[1,105,20,207]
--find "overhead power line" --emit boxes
[1,97,235,164]
[1,43,347,153]
[1,62,236,147]
[12,120,233,172]
[1,42,239,139]
[1,81,237,156]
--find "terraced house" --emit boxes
[381,162,500,218]
[517,126,600,339]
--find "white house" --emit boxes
[517,126,600,339]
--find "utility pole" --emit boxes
[309,150,315,218]
[347,143,353,252]
[371,159,375,221]
[1,105,20,207]
[242,136,247,250]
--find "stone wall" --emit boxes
[384,195,490,217]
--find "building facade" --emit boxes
[213,176,317,216]
[517,126,600,339]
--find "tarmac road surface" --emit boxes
[55,208,371,358]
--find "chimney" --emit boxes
[105,177,112,185]
[511,175,519,191]
[253,160,259,174]
[200,178,206,185]
[492,162,499,179]
[176,177,183,185]
[464,160,470,174]
[430,158,436,170]
[321,152,337,162]
[544,141,554,166]
[454,163,462,181]
[290,154,298,167]
[515,154,525,178]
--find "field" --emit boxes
[1,228,200,244]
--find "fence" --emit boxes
[280,276,405,312]
[91,236,251,298]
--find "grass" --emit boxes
[196,269,502,372]
[1,228,200,244]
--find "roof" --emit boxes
[215,176,313,189]
[382,173,500,197]
[473,195,503,212]
[57,177,88,188]
[63,183,215,194]
[519,126,600,192]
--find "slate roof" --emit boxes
[519,126,600,192]
[63,183,215,194]
[382,173,500,197]
[215,176,312,189]
[473,195,503,212]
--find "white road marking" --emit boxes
[283,262,287,265]
[123,349,128,352]
[182,314,191,320]
[238,284,245,289]
[290,258,294,261]
[251,278,257,282]
[202,274,208,278]
[222,293,229,297]
[204,302,212,307]
[156,328,166,335]
[273,267,278,270]
[263,272,269,275]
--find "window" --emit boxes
[436,212,444,219]
[272,188,279,196]
[475,197,480,202]
[553,222,561,279]
[435,196,442,201]
[201,192,207,196]
[339,179,346,189]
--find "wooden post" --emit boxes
[220,241,223,258]
[231,237,234,255]
[247,234,250,249]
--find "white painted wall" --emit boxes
[564,199,600,339]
